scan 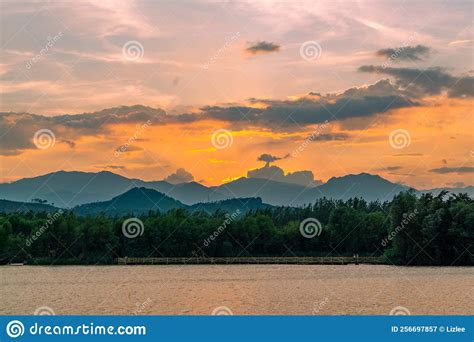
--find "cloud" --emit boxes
[61,140,76,149]
[245,41,280,55]
[164,168,194,184]
[393,153,423,157]
[0,80,417,155]
[257,153,289,164]
[447,182,466,188]
[376,166,402,171]
[193,79,416,130]
[247,164,321,187]
[376,45,431,61]
[429,166,474,174]
[358,66,474,98]
[102,165,126,170]
[0,105,160,156]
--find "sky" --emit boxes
[0,0,473,189]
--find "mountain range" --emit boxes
[0,170,472,214]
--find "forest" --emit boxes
[0,190,472,266]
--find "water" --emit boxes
[1,265,472,315]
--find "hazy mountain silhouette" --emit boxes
[73,188,270,216]
[313,173,409,202]
[1,170,472,208]
[73,187,185,215]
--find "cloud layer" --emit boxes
[359,66,474,98]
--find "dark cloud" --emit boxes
[164,168,194,184]
[245,41,280,55]
[193,80,416,130]
[376,166,403,171]
[257,153,289,164]
[0,80,417,155]
[308,133,349,141]
[359,66,474,98]
[0,105,159,156]
[429,166,474,174]
[376,45,431,61]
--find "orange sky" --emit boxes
[1,1,473,189]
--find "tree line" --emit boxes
[0,190,472,266]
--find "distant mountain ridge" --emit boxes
[0,170,472,209]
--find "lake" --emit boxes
[1,265,472,315]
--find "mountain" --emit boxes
[0,170,228,207]
[211,177,315,206]
[0,199,60,213]
[1,170,471,208]
[73,187,185,215]
[0,171,138,207]
[147,181,229,205]
[313,173,410,202]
